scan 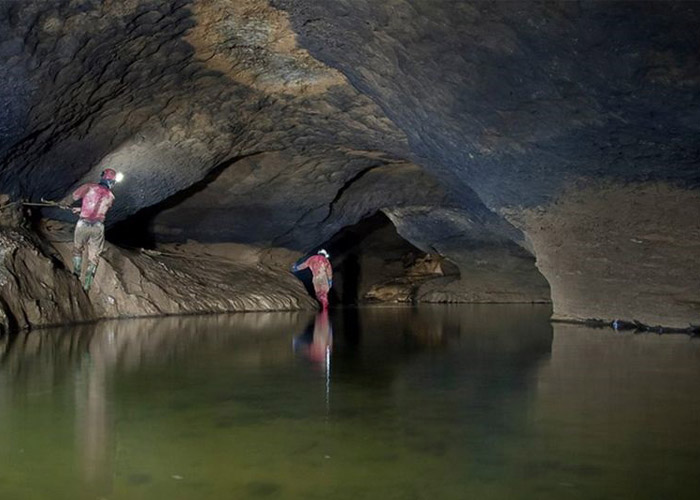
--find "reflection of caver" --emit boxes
[65,169,117,291]
[309,310,333,364]
[293,310,333,365]
[292,249,333,310]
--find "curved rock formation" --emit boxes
[1,1,699,328]
[0,214,94,332]
[509,182,700,328]
[271,0,700,327]
[0,211,316,330]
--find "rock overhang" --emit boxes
[1,0,699,327]
[2,1,699,209]
[272,0,700,208]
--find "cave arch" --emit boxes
[313,211,457,305]
[306,208,552,307]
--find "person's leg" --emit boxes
[83,224,105,291]
[72,221,87,277]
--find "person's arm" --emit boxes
[295,258,310,271]
[58,185,85,206]
[59,185,88,213]
[327,262,333,288]
[106,192,115,211]
[71,184,89,201]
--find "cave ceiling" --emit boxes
[1,0,699,250]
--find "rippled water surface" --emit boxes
[1,305,699,500]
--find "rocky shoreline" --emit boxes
[0,205,318,334]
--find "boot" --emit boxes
[83,264,97,291]
[72,256,82,277]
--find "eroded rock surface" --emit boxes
[2,1,699,327]
[508,182,700,329]
[0,213,316,331]
[0,204,94,331]
[386,207,551,304]
[274,0,700,208]
[271,0,700,324]
[51,225,317,320]
[0,0,410,231]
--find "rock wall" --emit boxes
[274,0,700,209]
[0,0,410,229]
[0,216,316,332]
[0,226,94,332]
[139,158,550,304]
[386,207,551,304]
[507,182,700,329]
[2,1,699,327]
[271,0,700,325]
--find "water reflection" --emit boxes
[1,306,697,499]
[527,324,700,499]
[74,333,113,496]
[0,312,313,377]
[0,312,313,499]
[293,311,333,366]
[293,311,335,419]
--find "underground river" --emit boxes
[1,304,699,500]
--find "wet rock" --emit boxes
[507,182,700,329]
[363,253,450,303]
[0,194,25,228]
[47,226,319,321]
[1,1,698,327]
[0,224,94,330]
[0,214,317,332]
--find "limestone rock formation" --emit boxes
[386,207,551,304]
[0,211,316,331]
[1,1,699,328]
[272,0,700,326]
[0,203,94,331]
[508,182,700,328]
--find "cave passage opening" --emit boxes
[105,205,159,250]
[313,212,458,305]
[106,204,459,307]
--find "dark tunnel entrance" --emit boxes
[318,212,458,305]
[108,207,458,306]
[106,202,164,249]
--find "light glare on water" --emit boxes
[0,305,699,500]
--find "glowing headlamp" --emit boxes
[115,172,124,183]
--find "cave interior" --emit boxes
[0,0,699,330]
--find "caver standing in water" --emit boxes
[292,249,333,310]
[64,169,117,291]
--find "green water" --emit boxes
[1,305,699,500]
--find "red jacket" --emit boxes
[72,183,114,223]
[297,255,333,286]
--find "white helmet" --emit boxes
[317,249,329,258]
